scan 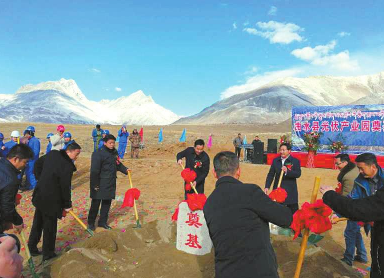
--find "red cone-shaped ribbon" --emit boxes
[15,194,22,206]
[122,188,141,208]
[290,199,333,240]
[181,168,197,183]
[269,188,288,203]
[185,183,192,191]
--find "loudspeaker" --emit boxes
[267,139,278,153]
[252,142,264,164]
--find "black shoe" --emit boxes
[341,257,352,266]
[42,253,57,262]
[98,224,112,230]
[88,223,96,231]
[354,256,368,264]
[29,247,42,257]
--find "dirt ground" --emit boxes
[0,122,371,277]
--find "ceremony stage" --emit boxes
[266,152,384,169]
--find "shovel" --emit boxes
[20,231,39,278]
[128,171,142,228]
[68,211,94,236]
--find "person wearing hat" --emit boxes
[50,125,65,151]
[22,126,40,191]
[0,133,5,158]
[62,132,73,150]
[98,130,110,150]
[45,133,54,154]
[92,124,103,152]
[2,131,20,157]
[117,125,129,159]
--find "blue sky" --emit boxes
[0,0,383,116]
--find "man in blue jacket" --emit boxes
[92,124,103,152]
[46,133,54,154]
[22,126,40,191]
[117,125,129,159]
[98,130,110,150]
[265,143,302,214]
[321,153,384,277]
[0,133,5,158]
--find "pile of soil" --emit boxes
[32,220,362,278]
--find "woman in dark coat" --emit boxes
[88,134,128,230]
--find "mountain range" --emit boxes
[0,79,179,125]
[175,71,384,125]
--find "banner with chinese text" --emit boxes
[292,105,384,154]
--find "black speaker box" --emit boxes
[267,139,278,153]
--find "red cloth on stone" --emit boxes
[269,188,288,203]
[171,194,207,221]
[181,168,197,183]
[122,188,141,208]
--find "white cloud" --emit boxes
[90,68,101,73]
[291,41,360,71]
[243,21,304,44]
[115,87,122,92]
[243,21,249,26]
[221,68,302,99]
[338,32,351,37]
[268,6,277,16]
[233,22,237,30]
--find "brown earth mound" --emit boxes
[30,220,361,278]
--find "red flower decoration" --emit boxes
[335,182,343,194]
[185,183,192,191]
[290,200,333,240]
[286,164,292,171]
[186,194,207,211]
[269,188,288,203]
[15,194,22,206]
[181,168,197,183]
[194,161,202,168]
[121,188,141,208]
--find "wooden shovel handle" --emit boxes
[331,217,348,224]
[128,171,140,222]
[68,211,88,230]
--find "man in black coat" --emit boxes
[28,142,81,262]
[177,139,210,198]
[204,151,293,278]
[88,134,128,231]
[0,144,34,234]
[265,143,301,214]
[321,153,384,277]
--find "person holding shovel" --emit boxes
[265,143,301,214]
[0,144,34,234]
[28,142,82,262]
[177,139,210,199]
[204,151,292,278]
[87,134,129,231]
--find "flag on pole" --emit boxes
[243,135,247,145]
[139,127,144,142]
[179,128,186,142]
[158,128,163,143]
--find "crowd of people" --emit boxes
[0,125,383,277]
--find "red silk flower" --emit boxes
[269,188,288,203]
[290,199,333,240]
[185,183,192,191]
[121,188,141,208]
[181,168,197,183]
[15,194,22,206]
[186,194,207,211]
[335,182,343,194]
[286,164,292,171]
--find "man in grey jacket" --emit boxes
[233,133,243,159]
[333,153,367,266]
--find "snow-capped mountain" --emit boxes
[175,71,384,125]
[0,79,179,125]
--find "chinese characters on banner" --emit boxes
[176,202,213,255]
[291,105,384,152]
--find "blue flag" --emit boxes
[179,128,186,142]
[158,128,163,143]
[243,135,247,145]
